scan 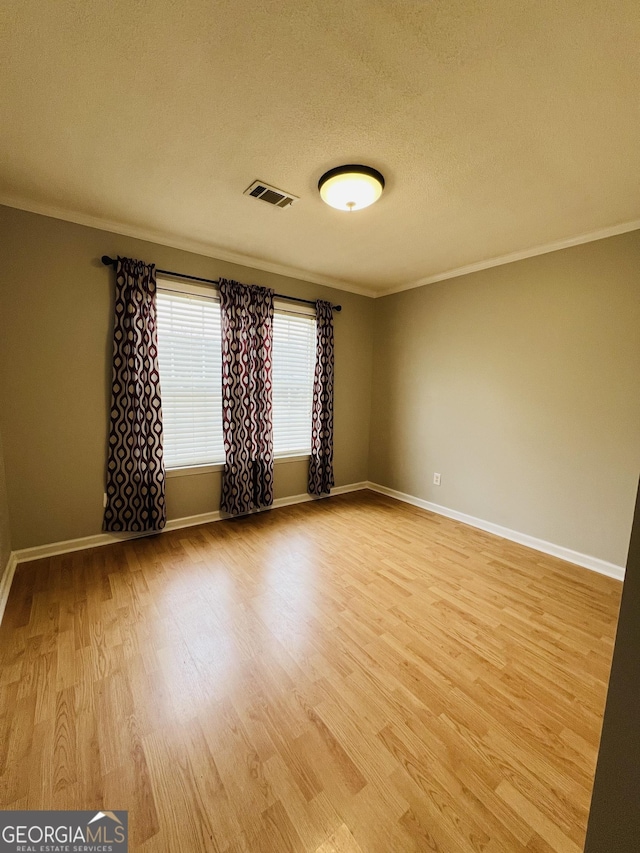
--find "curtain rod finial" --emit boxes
[101,255,116,267]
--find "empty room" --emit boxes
[0,1,639,851]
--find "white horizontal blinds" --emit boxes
[156,288,224,468]
[272,311,316,456]
[156,283,316,469]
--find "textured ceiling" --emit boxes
[0,0,638,295]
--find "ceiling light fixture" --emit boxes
[318,164,385,212]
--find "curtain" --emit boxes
[103,257,166,532]
[219,279,275,515]
[308,300,335,496]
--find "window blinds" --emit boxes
[272,311,316,456]
[156,289,224,468]
[156,287,316,469]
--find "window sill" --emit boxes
[166,453,310,479]
[274,452,310,465]
[166,463,224,478]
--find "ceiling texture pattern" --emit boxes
[1,0,638,295]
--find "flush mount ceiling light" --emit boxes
[318,164,385,211]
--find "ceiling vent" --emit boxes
[244,180,298,209]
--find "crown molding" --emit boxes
[0,194,378,299]
[376,219,640,297]
[2,194,638,300]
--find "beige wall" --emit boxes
[370,231,640,566]
[0,428,11,572]
[0,205,373,550]
[1,202,638,565]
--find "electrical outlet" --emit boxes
[103,492,107,508]
[433,473,441,486]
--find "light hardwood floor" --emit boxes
[0,491,622,852]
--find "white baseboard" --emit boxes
[366,482,625,581]
[0,552,18,625]
[10,481,369,566]
[270,481,369,509]
[4,479,621,628]
[331,481,370,496]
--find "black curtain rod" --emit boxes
[100,256,342,312]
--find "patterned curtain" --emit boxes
[103,257,166,532]
[308,300,335,496]
[219,279,275,515]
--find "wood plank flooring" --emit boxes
[0,491,622,852]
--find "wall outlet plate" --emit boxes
[433,473,441,486]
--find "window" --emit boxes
[272,310,316,455]
[156,286,223,469]
[156,283,316,469]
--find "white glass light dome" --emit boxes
[318,165,385,211]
